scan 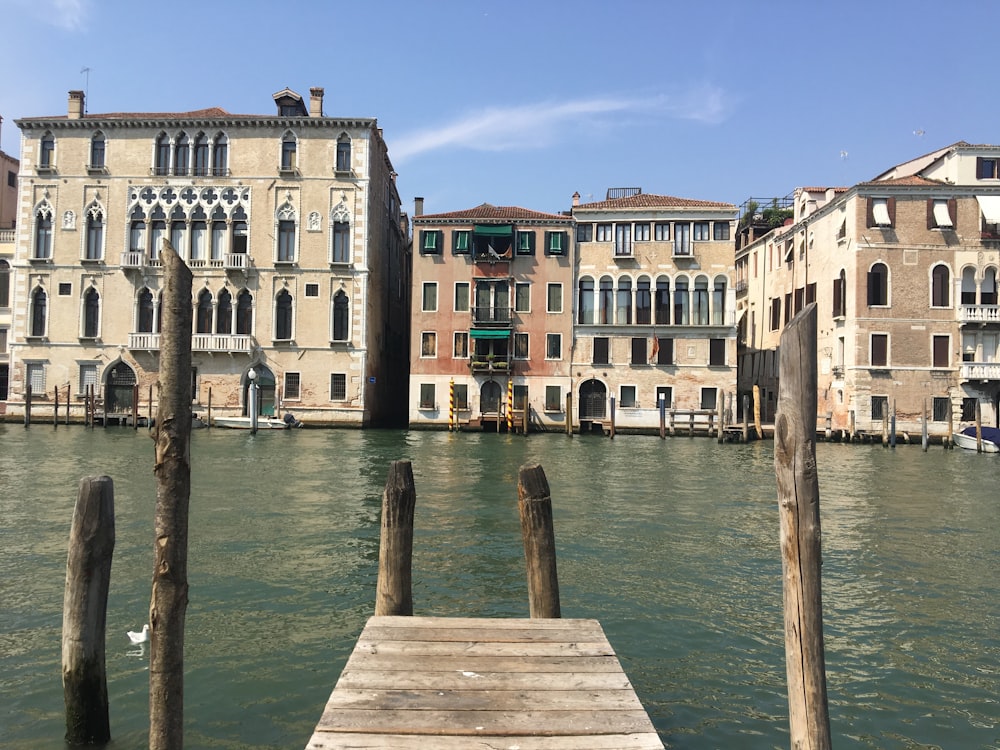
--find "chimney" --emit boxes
[309,87,324,117]
[572,191,580,207]
[68,90,85,120]
[414,197,424,217]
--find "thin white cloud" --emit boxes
[391,85,733,163]
[16,0,88,31]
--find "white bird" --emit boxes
[127,624,149,644]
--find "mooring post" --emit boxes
[773,304,832,750]
[565,392,572,436]
[66,384,71,425]
[890,400,897,448]
[133,385,139,429]
[207,387,212,428]
[922,399,928,452]
[608,395,615,439]
[976,400,983,453]
[149,241,193,750]
[753,383,762,440]
[54,386,60,427]
[24,383,31,427]
[659,395,666,439]
[517,463,561,618]
[742,394,750,442]
[375,460,416,616]
[62,475,115,746]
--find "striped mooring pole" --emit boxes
[448,379,455,431]
[506,379,514,432]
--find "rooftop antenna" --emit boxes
[80,67,90,113]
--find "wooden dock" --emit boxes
[306,615,663,749]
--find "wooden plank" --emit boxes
[307,616,662,749]
[308,733,665,749]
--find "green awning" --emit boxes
[474,224,513,237]
[470,329,510,339]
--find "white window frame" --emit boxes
[422,282,438,312]
[932,199,953,228]
[420,331,437,358]
[872,197,892,227]
[546,283,563,314]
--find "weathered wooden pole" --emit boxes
[133,384,140,429]
[608,395,615,439]
[517,463,561,619]
[24,383,31,427]
[773,303,832,750]
[207,387,212,428]
[149,241,193,750]
[66,384,71,425]
[742,394,750,442]
[975,400,983,453]
[669,408,675,437]
[659,395,666,439]
[148,384,154,427]
[54,385,60,427]
[564,392,572,436]
[62,475,115,746]
[922,399,929,452]
[753,383,762,439]
[375,460,416,616]
[890,400,897,448]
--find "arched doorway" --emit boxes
[579,379,607,420]
[480,380,502,416]
[105,361,137,414]
[243,365,276,417]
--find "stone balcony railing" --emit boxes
[959,304,1000,324]
[128,332,254,352]
[0,228,16,244]
[960,362,1000,381]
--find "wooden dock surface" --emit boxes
[306,615,663,749]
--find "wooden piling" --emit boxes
[62,476,115,746]
[976,400,983,453]
[54,386,60,427]
[66,384,71,425]
[659,396,666,439]
[669,408,676,436]
[24,383,31,427]
[742,394,750,442]
[890,400,897,448]
[773,304,831,750]
[207,387,212,428]
[564,392,572,436]
[149,241,193,750]
[133,384,140,429]
[148,384,154,427]
[375,460,416,617]
[753,383,762,439]
[518,464,560,619]
[608,395,615,439]
[922,399,929,452]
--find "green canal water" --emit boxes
[1,424,997,749]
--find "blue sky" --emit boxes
[2,0,998,217]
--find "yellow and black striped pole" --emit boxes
[449,378,455,431]
[506,379,513,432]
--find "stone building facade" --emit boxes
[570,189,738,432]
[409,201,575,430]
[736,142,1000,438]
[8,87,409,426]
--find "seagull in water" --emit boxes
[127,624,149,644]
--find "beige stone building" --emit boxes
[570,189,738,432]
[409,201,575,430]
[735,141,1000,438]
[8,87,409,426]
[1,117,18,404]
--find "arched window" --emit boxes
[693,276,710,325]
[333,290,349,341]
[129,206,147,254]
[196,289,213,334]
[280,131,297,170]
[174,133,190,176]
[655,277,670,324]
[30,287,47,337]
[332,220,350,263]
[833,269,847,317]
[150,214,166,260]
[0,259,9,308]
[275,290,293,340]
[190,207,207,262]
[867,262,888,306]
[216,289,233,334]
[34,205,53,259]
[85,205,104,260]
[712,277,727,326]
[636,276,651,325]
[137,288,155,333]
[961,267,978,305]
[212,133,228,176]
[577,277,595,324]
[89,132,106,169]
[83,288,100,338]
[598,276,614,325]
[276,204,296,262]
[236,290,253,335]
[39,132,55,168]
[983,268,998,305]
[154,132,170,175]
[931,264,950,308]
[674,277,689,325]
[336,133,351,172]
[616,277,632,324]
[193,133,209,176]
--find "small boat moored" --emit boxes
[952,425,1000,453]
[213,413,301,430]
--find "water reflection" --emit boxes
[0,426,997,749]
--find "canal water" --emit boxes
[1,424,997,749]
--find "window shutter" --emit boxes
[887,197,896,226]
[977,157,985,179]
[866,198,875,228]
[867,270,876,305]
[948,198,957,228]
[926,199,934,229]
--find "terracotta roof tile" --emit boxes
[17,107,236,122]
[575,193,735,210]
[417,203,568,221]
[859,175,946,187]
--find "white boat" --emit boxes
[213,415,298,430]
[952,426,1000,453]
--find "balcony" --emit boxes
[959,304,1000,324]
[472,306,512,327]
[128,332,160,350]
[470,355,511,373]
[192,333,253,353]
[960,362,1000,381]
[121,251,145,269]
[0,229,15,244]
